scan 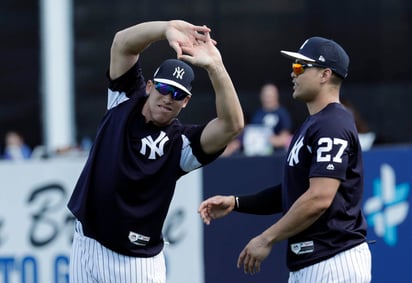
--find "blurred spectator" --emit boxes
[30,136,93,160]
[222,83,292,157]
[3,131,31,160]
[248,83,292,152]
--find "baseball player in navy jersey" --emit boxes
[67,20,244,283]
[199,37,372,282]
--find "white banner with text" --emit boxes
[0,159,204,283]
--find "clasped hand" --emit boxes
[165,20,221,69]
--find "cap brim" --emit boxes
[154,78,192,96]
[280,50,316,62]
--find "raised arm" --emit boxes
[109,20,211,80]
[201,59,244,154]
[179,32,244,154]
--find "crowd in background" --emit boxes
[1,82,377,161]
[0,130,92,160]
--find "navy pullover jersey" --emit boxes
[67,62,221,257]
[283,103,367,271]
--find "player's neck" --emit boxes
[306,96,339,115]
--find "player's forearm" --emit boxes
[261,192,327,244]
[207,63,244,137]
[234,184,282,215]
[110,21,168,79]
[112,21,167,56]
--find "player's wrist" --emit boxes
[260,231,277,246]
[232,195,239,211]
[205,61,226,77]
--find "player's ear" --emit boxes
[181,95,191,108]
[146,80,154,95]
[320,68,332,82]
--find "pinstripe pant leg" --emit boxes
[94,246,166,283]
[69,220,166,283]
[69,220,98,283]
[288,242,371,283]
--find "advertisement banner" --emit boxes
[362,147,412,283]
[0,160,204,283]
[0,160,82,283]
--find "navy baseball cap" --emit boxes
[153,59,195,95]
[280,37,349,78]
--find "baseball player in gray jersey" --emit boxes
[199,37,372,282]
[68,20,244,283]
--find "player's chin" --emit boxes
[292,91,300,100]
[292,90,307,102]
[152,113,175,126]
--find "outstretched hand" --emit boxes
[237,234,273,275]
[198,195,235,225]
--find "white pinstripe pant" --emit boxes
[288,242,371,283]
[70,220,166,283]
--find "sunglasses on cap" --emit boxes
[292,62,325,76]
[154,82,190,101]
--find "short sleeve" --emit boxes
[308,116,355,181]
[107,61,146,98]
[181,124,225,167]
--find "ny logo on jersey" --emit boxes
[173,67,185,79]
[287,135,304,166]
[140,131,169,160]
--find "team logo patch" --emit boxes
[140,131,169,160]
[128,231,150,246]
[326,163,335,170]
[291,241,314,255]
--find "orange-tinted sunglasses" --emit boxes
[292,63,324,76]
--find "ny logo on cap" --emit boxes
[173,67,185,80]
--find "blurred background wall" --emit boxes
[1,0,411,153]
